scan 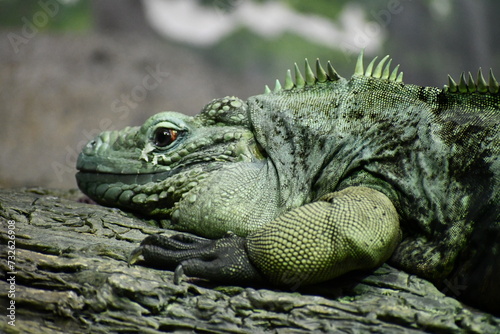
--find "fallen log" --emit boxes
[1,188,499,333]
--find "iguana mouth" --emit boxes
[75,170,175,212]
[76,169,175,186]
[75,161,215,219]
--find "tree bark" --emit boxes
[1,188,498,333]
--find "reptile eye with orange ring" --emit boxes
[153,127,178,147]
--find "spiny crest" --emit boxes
[444,69,499,94]
[354,50,404,83]
[264,58,342,94]
[264,51,405,94]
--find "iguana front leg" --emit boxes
[130,186,401,287]
[247,186,401,287]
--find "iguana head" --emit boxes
[76,97,277,237]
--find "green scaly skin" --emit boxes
[76,52,499,315]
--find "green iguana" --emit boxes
[76,52,499,315]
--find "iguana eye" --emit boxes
[153,127,178,147]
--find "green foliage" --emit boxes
[0,0,91,31]
[202,27,353,81]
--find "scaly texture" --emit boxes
[247,187,400,286]
[76,52,499,315]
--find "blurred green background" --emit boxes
[1,0,499,188]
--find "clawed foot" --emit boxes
[129,232,264,285]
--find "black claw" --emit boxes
[174,264,184,285]
[128,246,143,266]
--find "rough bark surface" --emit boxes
[0,188,499,333]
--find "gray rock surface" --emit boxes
[1,188,499,333]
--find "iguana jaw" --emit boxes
[75,164,217,218]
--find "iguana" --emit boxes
[76,52,499,315]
